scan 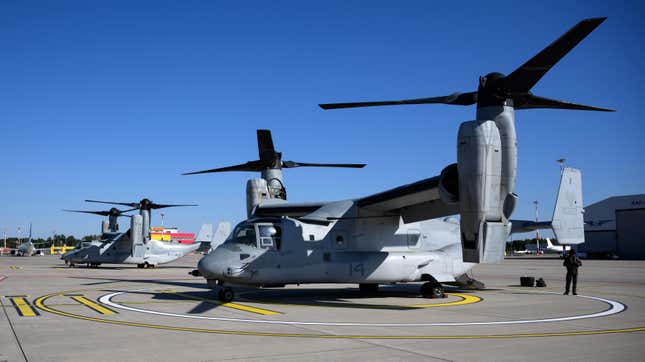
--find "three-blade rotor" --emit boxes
[84,198,197,210]
[319,18,613,112]
[64,207,136,218]
[182,129,366,176]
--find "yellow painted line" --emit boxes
[33,291,645,339]
[9,296,38,317]
[71,296,116,315]
[171,291,281,316]
[407,293,482,308]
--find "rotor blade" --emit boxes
[515,94,615,112]
[63,209,111,216]
[84,200,138,207]
[282,161,366,168]
[182,160,266,175]
[504,17,607,92]
[257,129,276,162]
[318,92,477,110]
[149,203,198,209]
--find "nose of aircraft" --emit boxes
[197,249,227,279]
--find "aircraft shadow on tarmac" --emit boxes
[74,276,484,312]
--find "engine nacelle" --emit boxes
[246,178,270,217]
[438,163,459,204]
[457,120,507,263]
[101,220,109,234]
[130,214,145,258]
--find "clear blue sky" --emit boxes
[1,1,643,238]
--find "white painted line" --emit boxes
[98,290,625,327]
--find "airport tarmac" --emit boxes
[0,254,643,362]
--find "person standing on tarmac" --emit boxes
[563,249,582,295]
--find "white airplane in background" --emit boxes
[9,224,48,256]
[515,238,571,255]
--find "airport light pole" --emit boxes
[557,158,566,172]
[534,201,540,254]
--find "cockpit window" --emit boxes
[226,221,282,249]
[233,224,256,246]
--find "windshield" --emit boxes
[225,221,282,249]
[226,222,257,247]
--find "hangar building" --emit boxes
[578,194,645,259]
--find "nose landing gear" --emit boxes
[217,287,235,302]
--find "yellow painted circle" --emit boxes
[33,291,645,339]
[232,292,481,309]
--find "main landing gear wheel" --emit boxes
[421,281,446,299]
[137,264,145,269]
[218,287,235,302]
[359,283,379,294]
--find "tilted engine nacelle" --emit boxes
[438,163,459,204]
[246,178,270,217]
[457,120,509,263]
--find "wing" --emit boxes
[253,200,354,225]
[253,202,327,218]
[357,175,458,223]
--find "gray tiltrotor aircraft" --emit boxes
[189,18,610,302]
[62,199,200,268]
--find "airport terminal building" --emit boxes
[578,194,645,259]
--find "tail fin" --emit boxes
[195,224,214,243]
[28,223,32,243]
[211,222,231,249]
[510,167,585,244]
[551,167,585,244]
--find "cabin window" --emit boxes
[258,224,281,250]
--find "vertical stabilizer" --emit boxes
[196,224,213,243]
[212,222,231,249]
[551,167,584,244]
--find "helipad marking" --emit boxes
[98,291,625,327]
[33,291,645,339]
[231,292,479,310]
[70,296,117,315]
[168,291,282,315]
[7,296,38,317]
[407,293,481,308]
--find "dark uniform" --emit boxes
[563,251,582,295]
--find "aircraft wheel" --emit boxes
[218,287,234,302]
[421,282,445,299]
[359,283,379,294]
[137,264,145,269]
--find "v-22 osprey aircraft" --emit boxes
[188,18,611,302]
[62,199,202,268]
